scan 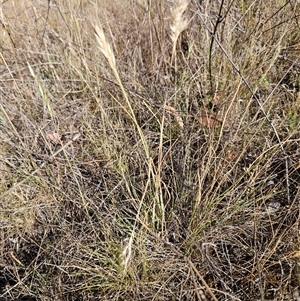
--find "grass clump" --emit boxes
[0,0,300,300]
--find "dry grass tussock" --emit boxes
[1,0,300,300]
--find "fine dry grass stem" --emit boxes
[93,24,150,159]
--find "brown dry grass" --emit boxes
[0,0,300,300]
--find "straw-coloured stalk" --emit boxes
[170,0,190,67]
[94,24,151,276]
[93,24,149,159]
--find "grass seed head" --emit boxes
[170,0,190,44]
[94,24,116,67]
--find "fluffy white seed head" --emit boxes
[170,0,190,44]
